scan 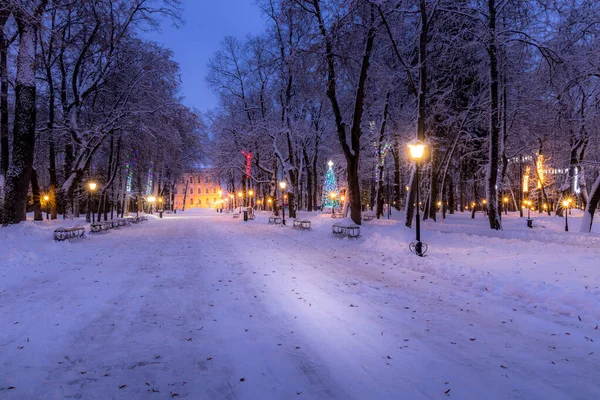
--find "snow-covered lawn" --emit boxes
[1,209,598,399]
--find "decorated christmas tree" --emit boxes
[321,160,339,209]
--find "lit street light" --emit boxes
[248,189,254,209]
[407,139,426,256]
[42,195,50,220]
[503,196,509,215]
[280,180,287,225]
[86,181,98,223]
[147,196,156,214]
[563,199,570,232]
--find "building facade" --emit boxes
[174,169,222,210]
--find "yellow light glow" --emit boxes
[562,200,569,207]
[229,194,233,199]
[158,198,163,203]
[503,197,508,203]
[329,192,336,199]
[406,186,410,191]
[543,204,547,210]
[482,199,487,205]
[218,190,222,196]
[407,139,425,160]
[148,196,156,203]
[341,196,345,202]
[268,198,272,203]
[237,192,242,198]
[88,182,97,191]
[249,190,254,197]
[437,201,442,207]
[472,202,476,207]
[43,195,50,202]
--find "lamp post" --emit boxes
[563,199,569,232]
[147,196,156,214]
[248,189,254,209]
[437,201,442,221]
[237,191,243,212]
[407,139,426,256]
[42,195,50,220]
[86,182,97,223]
[280,180,287,225]
[229,194,233,212]
[268,198,273,212]
[218,189,223,212]
[503,196,509,215]
[482,199,487,216]
[158,197,164,218]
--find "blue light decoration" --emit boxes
[125,155,137,193]
[321,160,339,209]
[146,161,154,196]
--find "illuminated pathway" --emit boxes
[0,209,598,399]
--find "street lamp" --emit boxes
[280,180,287,225]
[503,196,509,215]
[237,191,243,212]
[218,189,223,212]
[42,195,50,220]
[147,196,156,214]
[482,199,487,216]
[407,139,426,256]
[248,189,254,209]
[86,181,98,223]
[563,199,569,232]
[268,197,273,212]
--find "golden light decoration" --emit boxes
[329,192,336,199]
[407,139,425,160]
[341,195,345,202]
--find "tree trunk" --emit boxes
[32,169,42,221]
[2,20,39,225]
[0,10,9,178]
[580,173,600,233]
[485,0,502,230]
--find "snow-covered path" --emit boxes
[1,210,598,399]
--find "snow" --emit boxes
[1,209,599,399]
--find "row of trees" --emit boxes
[0,0,202,226]
[206,0,600,231]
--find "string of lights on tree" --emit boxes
[321,160,339,209]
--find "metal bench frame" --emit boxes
[53,226,85,241]
[293,220,311,230]
[332,223,361,239]
[268,216,282,225]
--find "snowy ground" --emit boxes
[1,209,598,399]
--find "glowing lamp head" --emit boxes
[268,198,272,204]
[503,197,508,203]
[88,182,97,191]
[562,200,569,207]
[341,196,345,202]
[218,190,222,196]
[482,199,487,205]
[279,181,286,190]
[237,192,242,198]
[327,160,334,168]
[437,201,442,207]
[229,194,233,199]
[43,195,50,202]
[407,139,425,161]
[158,198,163,203]
[148,196,156,203]
[329,192,336,199]
[248,190,254,197]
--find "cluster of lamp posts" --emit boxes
[217,181,289,225]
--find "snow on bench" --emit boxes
[268,216,282,225]
[53,226,85,241]
[293,220,311,230]
[362,213,375,221]
[332,223,360,239]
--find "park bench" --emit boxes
[332,223,361,239]
[362,213,375,221]
[268,216,282,225]
[293,220,311,230]
[331,211,344,219]
[116,218,130,227]
[53,226,85,241]
[90,221,114,233]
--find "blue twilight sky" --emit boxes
[144,0,267,113]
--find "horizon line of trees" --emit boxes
[0,0,203,226]
[205,0,600,232]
